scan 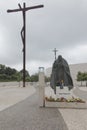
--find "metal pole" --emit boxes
[23,3,26,87]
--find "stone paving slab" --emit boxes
[73,87,87,100]
[0,93,68,130]
[0,83,87,130]
[0,85,35,111]
[45,85,87,130]
[59,109,87,130]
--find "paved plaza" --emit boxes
[0,82,87,130]
[0,83,68,130]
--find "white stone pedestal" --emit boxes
[56,87,73,99]
[45,86,87,109]
[39,67,45,107]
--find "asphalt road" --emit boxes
[0,92,68,130]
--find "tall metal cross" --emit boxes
[53,48,58,60]
[7,3,44,87]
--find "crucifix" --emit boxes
[53,48,58,60]
[7,3,44,87]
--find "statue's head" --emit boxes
[58,55,62,61]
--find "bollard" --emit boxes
[39,67,45,107]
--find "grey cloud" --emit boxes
[0,0,87,74]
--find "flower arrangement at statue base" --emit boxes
[45,96,85,103]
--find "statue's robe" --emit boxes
[50,55,73,93]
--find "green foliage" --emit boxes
[25,76,31,82]
[77,71,87,86]
[77,71,87,81]
[0,64,51,83]
[18,69,30,82]
[45,76,50,82]
[19,69,30,77]
[0,64,6,74]
[30,74,51,82]
[0,64,30,82]
[30,73,38,82]
[77,72,83,81]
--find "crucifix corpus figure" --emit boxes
[53,48,58,60]
[7,3,44,87]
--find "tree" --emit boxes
[5,67,17,76]
[19,69,30,77]
[30,73,38,82]
[77,71,87,86]
[18,69,30,82]
[0,64,19,81]
[45,76,50,82]
[0,64,6,74]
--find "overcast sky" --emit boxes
[0,0,87,75]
